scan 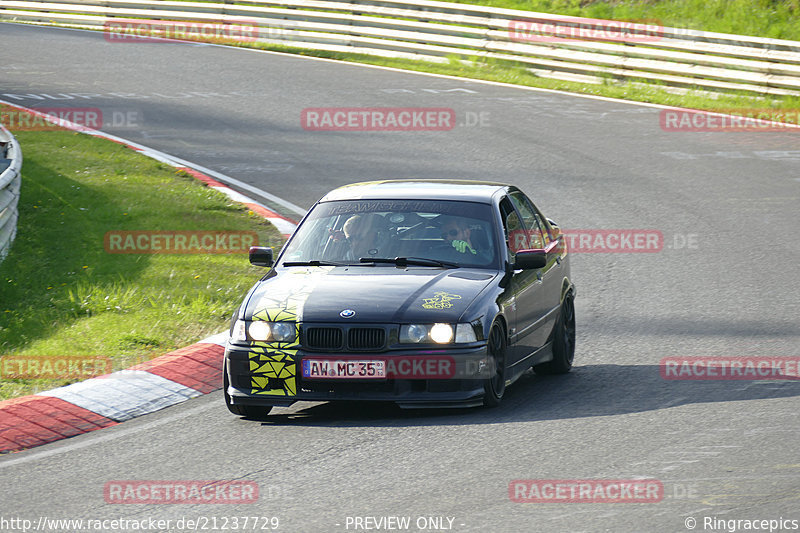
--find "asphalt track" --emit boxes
[1,22,799,533]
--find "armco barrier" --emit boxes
[1,0,799,97]
[0,125,22,264]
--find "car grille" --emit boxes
[303,326,387,351]
[348,328,385,350]
[305,327,343,350]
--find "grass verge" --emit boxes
[447,0,800,42]
[101,0,800,41]
[0,112,283,400]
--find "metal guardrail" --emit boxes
[0,125,22,264]
[1,0,800,96]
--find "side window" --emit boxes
[532,204,558,243]
[500,198,529,254]
[508,191,547,249]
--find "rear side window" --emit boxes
[508,191,547,249]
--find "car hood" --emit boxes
[244,266,499,324]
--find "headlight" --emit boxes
[270,322,296,342]
[401,323,474,344]
[402,324,428,343]
[248,321,271,341]
[429,323,454,344]
[232,320,296,342]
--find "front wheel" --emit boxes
[534,294,576,375]
[483,321,507,407]
[224,370,273,418]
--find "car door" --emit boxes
[505,191,560,360]
[499,196,545,367]
[518,193,564,342]
[531,201,567,326]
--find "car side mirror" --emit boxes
[514,249,547,269]
[513,240,560,270]
[249,246,273,267]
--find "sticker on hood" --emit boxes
[422,291,462,310]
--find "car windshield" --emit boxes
[280,199,500,269]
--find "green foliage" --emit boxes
[0,124,284,399]
[447,0,800,41]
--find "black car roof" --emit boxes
[318,180,510,204]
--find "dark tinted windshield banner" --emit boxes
[321,200,490,219]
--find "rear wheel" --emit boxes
[224,370,273,418]
[483,321,507,407]
[534,294,576,375]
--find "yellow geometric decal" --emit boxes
[248,332,299,397]
[422,291,462,309]
[247,268,333,397]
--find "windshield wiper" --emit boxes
[282,260,354,267]
[359,257,460,268]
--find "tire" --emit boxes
[224,370,273,418]
[483,321,507,407]
[534,294,576,375]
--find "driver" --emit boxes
[342,213,384,259]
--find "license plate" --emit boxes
[302,359,386,379]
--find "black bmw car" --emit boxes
[224,180,575,416]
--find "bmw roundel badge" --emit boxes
[339,309,356,319]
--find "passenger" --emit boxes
[439,216,478,255]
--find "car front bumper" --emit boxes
[224,342,492,409]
